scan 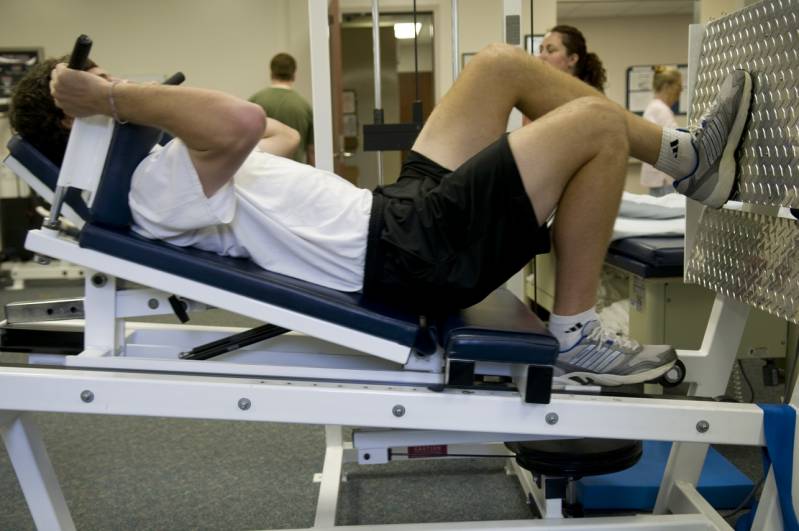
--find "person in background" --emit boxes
[523,25,606,126]
[640,66,682,196]
[249,53,314,165]
[538,25,606,92]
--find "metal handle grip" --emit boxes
[162,72,185,86]
[67,35,92,70]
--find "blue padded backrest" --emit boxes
[79,222,438,354]
[5,136,91,221]
[89,123,163,228]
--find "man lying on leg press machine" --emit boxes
[8,43,752,387]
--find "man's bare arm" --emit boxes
[258,117,300,158]
[50,63,265,197]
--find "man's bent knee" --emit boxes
[568,97,628,146]
[470,43,529,74]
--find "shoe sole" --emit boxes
[706,70,753,208]
[555,360,676,387]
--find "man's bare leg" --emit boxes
[411,44,643,316]
[412,43,661,171]
[505,97,628,316]
[501,95,678,385]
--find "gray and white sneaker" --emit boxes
[554,320,677,386]
[674,70,753,208]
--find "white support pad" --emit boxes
[58,115,115,197]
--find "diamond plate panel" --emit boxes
[691,0,799,208]
[686,208,799,323]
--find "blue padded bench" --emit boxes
[606,237,684,279]
[6,128,559,403]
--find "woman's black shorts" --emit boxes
[362,133,551,312]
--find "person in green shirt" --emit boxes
[249,53,314,165]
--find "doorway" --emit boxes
[339,11,435,190]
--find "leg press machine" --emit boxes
[1,0,799,528]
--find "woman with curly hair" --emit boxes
[538,25,607,92]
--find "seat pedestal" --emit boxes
[508,438,643,518]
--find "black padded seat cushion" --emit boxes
[605,236,684,278]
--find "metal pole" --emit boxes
[451,0,460,80]
[371,0,384,185]
[308,0,335,172]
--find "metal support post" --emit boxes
[654,294,750,514]
[314,425,345,527]
[83,269,122,357]
[451,0,459,80]
[308,0,335,172]
[370,0,384,185]
[0,412,76,530]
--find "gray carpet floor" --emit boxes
[0,280,791,529]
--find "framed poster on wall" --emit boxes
[626,64,689,116]
[0,48,43,113]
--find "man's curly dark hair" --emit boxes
[8,55,97,166]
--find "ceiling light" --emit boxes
[394,22,422,39]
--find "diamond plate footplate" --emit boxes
[691,0,799,207]
[686,208,799,323]
[687,0,799,315]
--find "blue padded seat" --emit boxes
[8,132,559,366]
[438,288,558,364]
[606,237,684,278]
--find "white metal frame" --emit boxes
[0,2,796,530]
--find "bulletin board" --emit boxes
[626,64,688,116]
[0,48,43,113]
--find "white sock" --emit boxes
[652,128,696,180]
[548,307,599,351]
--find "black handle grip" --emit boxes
[162,72,186,86]
[67,35,92,70]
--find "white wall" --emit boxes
[0,0,309,101]
[458,0,504,55]
[561,14,692,110]
[398,40,434,73]
[0,1,697,181]
[0,1,692,113]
